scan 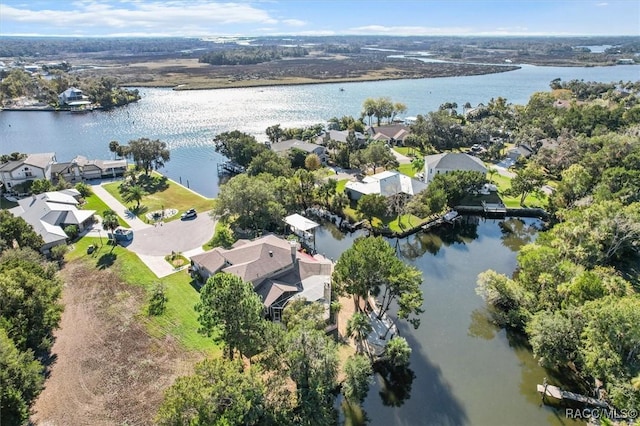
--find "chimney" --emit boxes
[289,240,298,260]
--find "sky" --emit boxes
[0,0,638,38]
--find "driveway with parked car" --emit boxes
[125,211,215,256]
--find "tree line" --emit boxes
[200,46,308,66]
[0,212,63,425]
[0,68,140,109]
[475,86,640,411]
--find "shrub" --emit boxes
[148,283,168,316]
[63,225,79,240]
[50,244,68,262]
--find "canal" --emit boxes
[315,217,581,426]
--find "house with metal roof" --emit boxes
[424,153,487,184]
[9,190,95,252]
[190,234,332,321]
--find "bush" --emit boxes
[63,225,79,240]
[50,244,68,262]
[74,182,93,198]
[148,283,168,316]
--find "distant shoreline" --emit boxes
[122,65,522,91]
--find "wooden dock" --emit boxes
[537,383,609,408]
[482,201,507,216]
[217,161,245,176]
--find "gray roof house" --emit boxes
[317,130,367,146]
[9,190,95,252]
[345,170,427,201]
[190,234,333,321]
[52,155,128,183]
[424,153,487,184]
[58,87,88,106]
[270,139,328,164]
[0,153,56,193]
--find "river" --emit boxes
[1,64,637,425]
[0,64,638,198]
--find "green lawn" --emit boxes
[392,146,414,157]
[82,193,129,227]
[67,237,219,354]
[336,179,348,194]
[396,163,418,178]
[490,173,547,208]
[103,172,215,222]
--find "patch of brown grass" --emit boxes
[31,262,203,426]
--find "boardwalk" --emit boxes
[537,383,609,408]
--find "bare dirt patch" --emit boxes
[30,262,202,426]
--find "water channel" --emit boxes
[1,63,636,425]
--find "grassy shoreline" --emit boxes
[121,65,520,91]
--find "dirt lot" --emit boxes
[30,262,202,426]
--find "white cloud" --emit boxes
[596,2,609,6]
[347,25,473,36]
[0,1,279,36]
[282,19,306,27]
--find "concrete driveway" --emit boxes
[126,212,215,256]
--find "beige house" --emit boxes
[0,153,56,193]
[190,234,333,321]
[52,155,128,183]
[367,124,411,145]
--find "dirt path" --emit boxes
[31,263,201,426]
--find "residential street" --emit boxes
[88,181,215,277]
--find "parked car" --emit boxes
[181,208,197,220]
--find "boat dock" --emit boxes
[217,161,246,176]
[482,201,507,216]
[537,382,609,408]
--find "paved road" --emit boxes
[126,213,215,256]
[87,180,215,277]
[391,148,412,164]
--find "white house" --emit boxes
[345,170,427,201]
[270,139,329,164]
[424,153,487,184]
[0,153,56,193]
[58,87,88,106]
[9,190,95,252]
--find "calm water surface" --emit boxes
[1,64,637,197]
[1,64,637,425]
[317,218,578,426]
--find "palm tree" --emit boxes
[102,210,120,246]
[122,184,147,209]
[347,312,373,354]
[487,167,498,184]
